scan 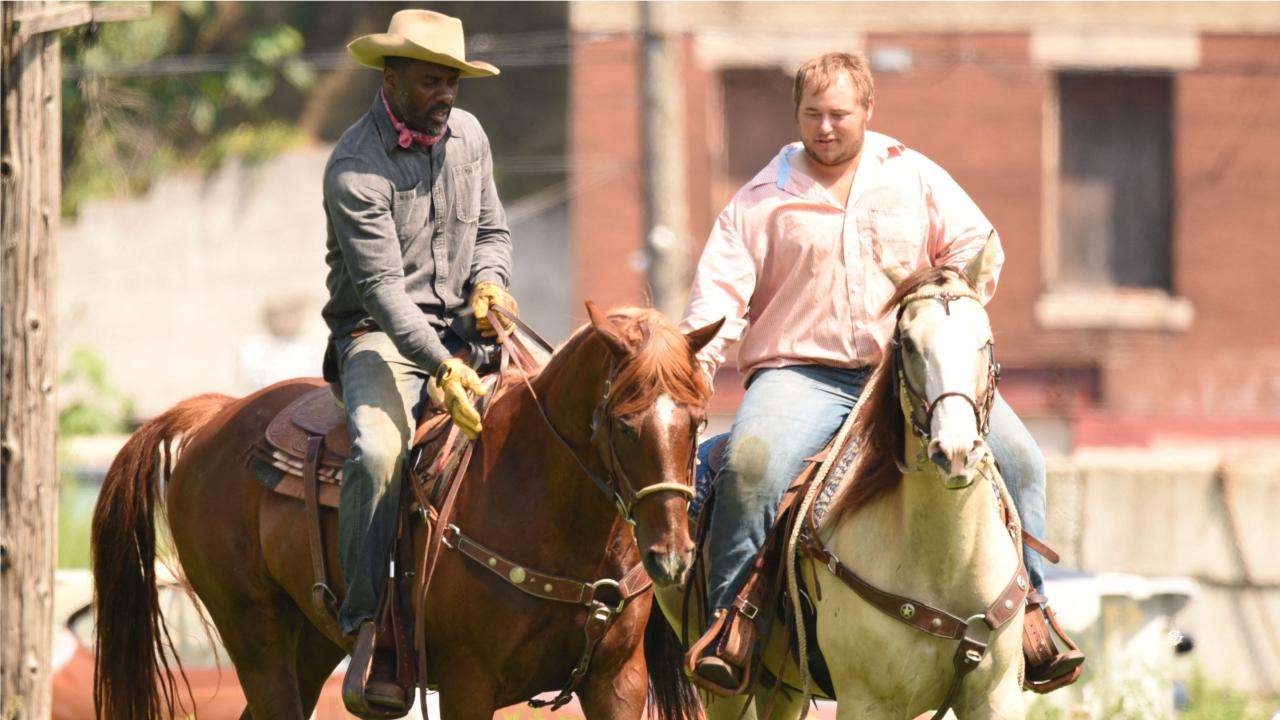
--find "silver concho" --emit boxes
[509,566,527,584]
[900,603,916,620]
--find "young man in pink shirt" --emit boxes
[681,52,1083,694]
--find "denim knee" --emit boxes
[348,409,408,486]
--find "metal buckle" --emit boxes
[960,613,992,665]
[825,550,841,577]
[441,523,461,549]
[588,578,626,614]
[737,600,759,620]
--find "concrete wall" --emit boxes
[1046,449,1280,693]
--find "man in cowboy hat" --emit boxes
[321,8,517,708]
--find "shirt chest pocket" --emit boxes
[450,160,482,223]
[858,206,926,266]
[391,180,431,243]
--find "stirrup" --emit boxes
[684,609,753,697]
[1022,595,1085,693]
[343,622,411,718]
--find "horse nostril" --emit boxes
[930,449,950,468]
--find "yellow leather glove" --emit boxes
[435,358,487,439]
[470,281,519,340]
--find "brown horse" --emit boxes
[91,305,722,720]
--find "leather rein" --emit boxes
[801,286,1028,719]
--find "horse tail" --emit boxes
[90,392,235,720]
[645,595,701,720]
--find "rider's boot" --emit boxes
[1022,593,1085,692]
[685,596,759,696]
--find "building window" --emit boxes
[1037,71,1191,331]
[1056,72,1172,290]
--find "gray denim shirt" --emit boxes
[321,93,512,374]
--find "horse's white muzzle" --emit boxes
[928,437,988,489]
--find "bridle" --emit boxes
[491,307,698,523]
[890,288,1000,441]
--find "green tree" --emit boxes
[60,2,314,216]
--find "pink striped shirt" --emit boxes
[681,131,1003,382]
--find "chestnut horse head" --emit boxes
[544,302,722,587]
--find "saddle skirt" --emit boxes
[256,378,496,508]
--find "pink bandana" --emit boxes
[380,88,444,149]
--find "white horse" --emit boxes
[655,236,1027,720]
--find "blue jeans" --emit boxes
[334,331,429,635]
[705,365,1047,614]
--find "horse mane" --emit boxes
[826,266,977,522]
[603,307,712,418]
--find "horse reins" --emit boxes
[489,306,697,523]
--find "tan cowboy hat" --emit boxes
[347,9,499,78]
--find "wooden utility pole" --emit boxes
[639,3,690,320]
[1,3,144,717]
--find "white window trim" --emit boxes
[1038,37,1198,332]
[1034,287,1194,332]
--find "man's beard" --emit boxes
[421,103,452,135]
[396,89,451,135]
[803,139,858,168]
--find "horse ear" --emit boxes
[883,264,910,287]
[962,231,1003,290]
[585,301,631,359]
[685,317,724,356]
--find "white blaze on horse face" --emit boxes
[907,295,991,484]
[653,394,678,435]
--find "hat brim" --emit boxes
[347,35,499,78]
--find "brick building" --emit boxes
[567,1,1280,453]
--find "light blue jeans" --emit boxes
[705,365,1047,615]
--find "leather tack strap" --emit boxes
[302,435,338,620]
[1021,530,1060,564]
[801,539,1028,640]
[443,524,651,608]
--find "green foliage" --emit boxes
[59,346,134,436]
[1179,667,1277,720]
[1026,665,1279,720]
[60,3,313,216]
[57,479,95,568]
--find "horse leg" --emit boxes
[213,601,308,719]
[434,664,499,720]
[749,683,807,720]
[293,622,347,718]
[705,693,757,720]
[575,640,647,720]
[953,664,1025,720]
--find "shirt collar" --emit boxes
[751,131,906,194]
